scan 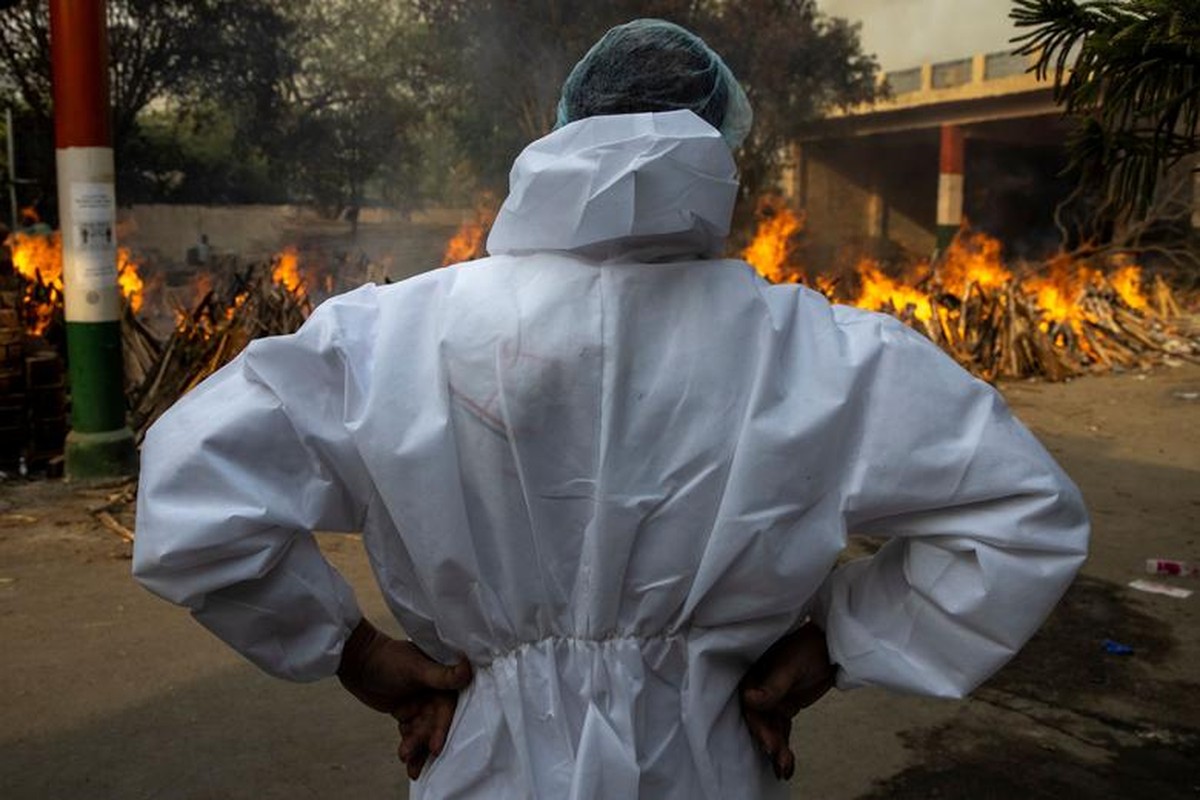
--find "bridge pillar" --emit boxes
[866,175,888,244]
[937,124,965,250]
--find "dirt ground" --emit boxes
[1,364,1197,799]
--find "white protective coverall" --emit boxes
[134,110,1089,800]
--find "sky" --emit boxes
[818,0,1021,72]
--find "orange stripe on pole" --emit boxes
[49,0,111,148]
[939,124,964,175]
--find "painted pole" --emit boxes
[49,0,136,478]
[936,124,965,251]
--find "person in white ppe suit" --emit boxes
[134,19,1089,800]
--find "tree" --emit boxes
[0,0,295,200]
[415,0,881,220]
[690,1,880,232]
[121,104,285,204]
[277,0,427,214]
[1012,0,1200,223]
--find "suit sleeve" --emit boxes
[810,315,1089,698]
[133,288,377,681]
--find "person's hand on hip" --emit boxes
[338,618,473,779]
[739,621,836,780]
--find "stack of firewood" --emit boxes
[863,272,1196,382]
[123,263,310,440]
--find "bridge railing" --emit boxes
[883,50,1041,97]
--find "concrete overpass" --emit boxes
[786,50,1078,259]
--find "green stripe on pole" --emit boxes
[64,320,136,479]
[64,320,126,432]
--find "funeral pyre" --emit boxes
[4,231,329,442]
[122,251,312,439]
[739,202,1198,382]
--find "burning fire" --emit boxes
[442,195,499,267]
[1109,257,1148,311]
[118,247,144,314]
[9,230,62,286]
[271,247,304,294]
[740,202,1162,378]
[443,221,485,266]
[854,260,933,323]
[937,228,1012,294]
[8,231,63,336]
[741,199,805,284]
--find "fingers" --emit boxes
[744,708,795,781]
[741,622,835,714]
[396,716,431,779]
[777,742,796,781]
[740,636,799,711]
[741,627,825,783]
[412,654,473,692]
[394,692,460,780]
[399,738,428,781]
[430,692,455,757]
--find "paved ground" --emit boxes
[1,364,1197,799]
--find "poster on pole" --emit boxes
[67,181,117,289]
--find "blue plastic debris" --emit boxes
[1102,639,1134,655]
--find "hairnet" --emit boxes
[555,19,753,150]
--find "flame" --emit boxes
[937,228,1012,294]
[9,230,62,287]
[8,231,63,336]
[1108,257,1147,310]
[742,199,805,283]
[117,247,144,314]
[443,220,488,266]
[442,222,484,266]
[854,260,934,323]
[271,247,304,294]
[442,195,499,267]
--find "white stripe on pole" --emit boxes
[56,146,120,323]
[937,172,964,229]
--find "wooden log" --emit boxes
[95,510,135,543]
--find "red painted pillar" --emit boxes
[937,124,964,250]
[49,0,136,478]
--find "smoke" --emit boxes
[819,0,1020,71]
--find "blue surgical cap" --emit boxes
[555,19,753,150]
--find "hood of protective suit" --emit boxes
[487,110,739,260]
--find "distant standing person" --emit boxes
[186,233,210,267]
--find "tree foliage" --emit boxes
[416,0,880,218]
[0,0,295,203]
[0,0,879,219]
[278,0,427,213]
[1012,0,1200,222]
[690,1,880,225]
